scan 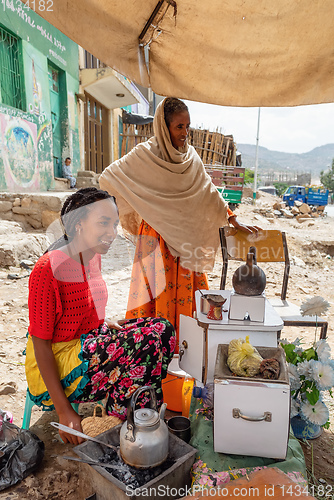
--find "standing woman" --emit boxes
[25,188,175,445]
[99,98,259,345]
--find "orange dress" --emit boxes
[126,222,209,348]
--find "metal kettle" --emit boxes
[119,385,168,469]
[232,246,266,296]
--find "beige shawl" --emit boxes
[99,98,229,272]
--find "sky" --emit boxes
[184,100,334,155]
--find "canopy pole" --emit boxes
[253,107,261,205]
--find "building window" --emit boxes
[0,27,24,110]
[84,50,107,69]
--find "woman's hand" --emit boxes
[228,216,261,234]
[58,407,84,445]
[105,319,122,330]
[31,336,83,445]
[105,318,127,330]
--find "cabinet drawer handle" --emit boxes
[233,408,272,422]
[179,340,188,362]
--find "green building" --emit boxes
[0,2,80,191]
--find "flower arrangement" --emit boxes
[280,338,334,429]
[281,296,333,430]
[300,296,330,342]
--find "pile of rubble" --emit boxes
[271,200,326,222]
[253,198,326,223]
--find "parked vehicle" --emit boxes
[258,186,278,196]
[282,185,329,207]
[205,165,245,209]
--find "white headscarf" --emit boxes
[99,98,229,272]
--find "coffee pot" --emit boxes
[232,246,266,296]
[120,385,168,469]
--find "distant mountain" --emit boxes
[237,143,334,180]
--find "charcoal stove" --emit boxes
[74,424,197,500]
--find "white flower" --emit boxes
[290,398,300,418]
[297,360,313,378]
[300,296,330,317]
[280,337,301,347]
[288,364,301,391]
[299,400,329,426]
[315,340,332,363]
[309,360,334,391]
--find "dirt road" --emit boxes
[0,193,333,498]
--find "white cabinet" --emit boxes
[213,345,290,459]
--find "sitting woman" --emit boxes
[25,187,175,445]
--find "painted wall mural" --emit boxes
[0,114,40,190]
[0,1,80,192]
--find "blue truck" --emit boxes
[283,185,329,207]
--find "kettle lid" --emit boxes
[134,408,159,426]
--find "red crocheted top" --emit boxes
[28,250,107,343]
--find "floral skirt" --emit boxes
[26,317,175,420]
[126,221,209,350]
[76,317,175,419]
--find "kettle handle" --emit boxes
[247,246,257,266]
[125,385,157,442]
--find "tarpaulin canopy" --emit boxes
[21,0,334,107]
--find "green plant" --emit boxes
[273,181,289,197]
[320,158,334,192]
[244,168,255,185]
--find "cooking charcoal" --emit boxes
[97,452,175,488]
[99,450,118,462]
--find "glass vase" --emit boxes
[291,414,323,440]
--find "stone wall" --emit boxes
[0,192,68,230]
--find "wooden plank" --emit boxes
[102,105,110,168]
[211,131,218,165]
[224,227,285,262]
[121,124,127,157]
[223,137,230,166]
[120,133,153,138]
[202,130,209,164]
[206,132,213,164]
[222,185,244,191]
[89,118,96,172]
[220,176,245,183]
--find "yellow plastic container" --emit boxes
[181,375,194,417]
[162,355,187,412]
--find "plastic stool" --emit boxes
[22,389,79,430]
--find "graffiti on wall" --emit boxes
[0,113,40,190]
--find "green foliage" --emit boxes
[244,168,255,184]
[305,382,319,405]
[320,158,334,191]
[273,181,289,196]
[281,343,300,364]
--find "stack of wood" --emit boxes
[120,123,153,157]
[120,124,237,167]
[188,129,236,166]
[204,165,245,191]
